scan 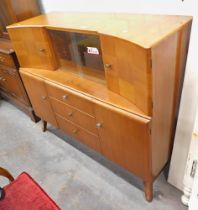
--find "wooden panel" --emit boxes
[0,52,15,67]
[50,97,98,135]
[151,33,178,176]
[10,0,40,21]
[173,22,192,124]
[46,81,95,116]
[94,104,151,179]
[0,0,17,34]
[0,0,40,35]
[56,114,101,152]
[20,71,58,126]
[0,66,26,103]
[101,35,152,115]
[7,27,58,70]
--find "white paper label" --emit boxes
[87,47,99,55]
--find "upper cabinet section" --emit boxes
[8,27,58,70]
[7,13,192,116]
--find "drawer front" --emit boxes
[0,53,15,67]
[56,114,101,153]
[0,68,25,101]
[50,97,98,135]
[46,81,94,116]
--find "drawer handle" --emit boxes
[41,96,47,100]
[96,122,102,128]
[104,63,112,69]
[72,128,78,134]
[39,48,46,53]
[1,78,6,82]
[11,93,16,97]
[68,112,73,117]
[62,94,69,100]
[0,56,5,63]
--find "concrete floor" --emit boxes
[0,100,187,210]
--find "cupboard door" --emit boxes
[100,35,152,115]
[8,27,58,70]
[94,104,151,179]
[20,71,58,126]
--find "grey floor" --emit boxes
[0,100,187,210]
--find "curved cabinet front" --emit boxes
[20,72,58,127]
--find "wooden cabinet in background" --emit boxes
[8,13,192,202]
[0,0,40,38]
[0,39,38,121]
[0,0,40,121]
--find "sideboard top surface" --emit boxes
[7,12,192,48]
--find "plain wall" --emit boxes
[40,0,198,191]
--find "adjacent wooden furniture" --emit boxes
[0,39,39,121]
[7,12,192,201]
[0,0,40,38]
[0,0,40,121]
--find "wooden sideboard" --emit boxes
[0,0,40,121]
[7,12,192,201]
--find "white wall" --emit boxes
[41,0,198,190]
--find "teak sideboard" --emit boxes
[7,12,192,201]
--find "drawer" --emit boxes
[50,97,98,135]
[46,81,94,116]
[0,69,25,100]
[56,114,101,153]
[0,52,15,67]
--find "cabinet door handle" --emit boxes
[41,96,47,100]
[96,122,102,128]
[72,128,78,134]
[62,94,69,100]
[39,48,46,53]
[104,63,112,69]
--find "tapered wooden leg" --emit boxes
[144,181,153,202]
[42,120,47,132]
